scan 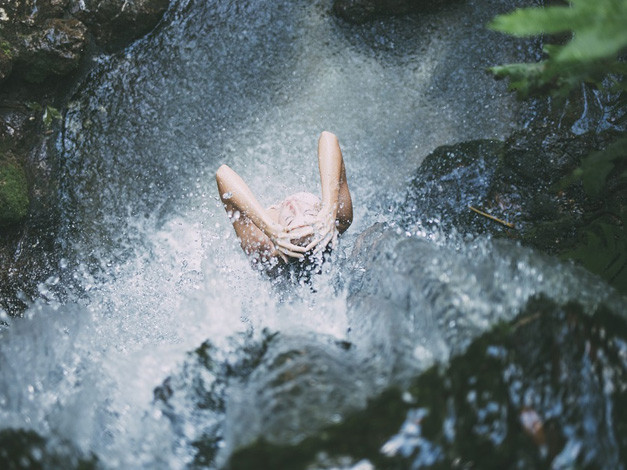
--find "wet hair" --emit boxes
[277,192,321,247]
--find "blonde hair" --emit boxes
[277,192,321,247]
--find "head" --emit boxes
[277,192,321,247]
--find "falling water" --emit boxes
[1,0,623,468]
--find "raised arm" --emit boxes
[216,164,307,260]
[303,131,353,253]
[318,131,353,233]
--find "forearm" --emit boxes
[318,132,343,214]
[336,160,353,233]
[216,165,277,236]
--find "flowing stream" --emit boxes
[1,0,624,468]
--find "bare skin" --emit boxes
[216,131,353,264]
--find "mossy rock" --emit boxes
[0,158,29,226]
[227,296,627,469]
[403,128,627,293]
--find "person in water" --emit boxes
[216,131,353,265]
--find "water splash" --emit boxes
[0,0,597,468]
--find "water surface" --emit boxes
[4,0,617,468]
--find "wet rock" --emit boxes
[155,332,372,468]
[0,96,62,315]
[70,0,170,50]
[227,296,627,469]
[402,126,627,293]
[333,0,451,23]
[0,48,12,82]
[224,334,367,454]
[13,18,87,83]
[403,139,506,235]
[0,1,86,84]
[160,223,626,468]
[153,340,229,467]
[0,428,97,469]
[0,0,169,84]
[0,156,29,226]
[0,0,171,315]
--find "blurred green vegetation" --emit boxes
[489,0,627,293]
[489,0,627,99]
[0,158,29,226]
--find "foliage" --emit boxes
[488,0,627,292]
[0,159,29,226]
[25,102,62,128]
[570,136,627,196]
[562,211,627,291]
[488,0,627,99]
[42,105,62,128]
[0,40,12,58]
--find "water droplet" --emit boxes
[31,448,43,462]
[402,391,415,403]
[222,191,233,200]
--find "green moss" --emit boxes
[0,41,12,58]
[0,159,29,226]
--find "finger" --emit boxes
[313,232,333,254]
[304,231,328,252]
[279,247,304,259]
[287,224,314,234]
[331,231,338,249]
[286,225,315,239]
[304,236,321,253]
[278,241,308,253]
[277,244,305,258]
[276,236,309,251]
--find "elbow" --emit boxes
[216,164,231,186]
[216,164,230,195]
[320,131,338,144]
[216,164,229,179]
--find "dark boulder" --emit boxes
[154,333,369,468]
[0,0,170,84]
[227,296,627,469]
[70,0,170,50]
[401,126,627,293]
[0,1,87,84]
[13,18,87,83]
[403,138,506,234]
[333,0,451,23]
[0,0,171,315]
[0,428,97,470]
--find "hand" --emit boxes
[268,224,309,261]
[304,207,338,254]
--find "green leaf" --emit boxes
[488,0,627,99]
[578,136,627,197]
[563,215,627,293]
[557,28,627,63]
[42,105,62,128]
[489,6,580,36]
